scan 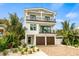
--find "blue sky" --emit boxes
[0,3,79,29]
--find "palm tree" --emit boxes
[59,20,77,46]
[61,20,70,45]
[7,13,25,46]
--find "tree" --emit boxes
[7,13,25,46]
[58,20,78,46]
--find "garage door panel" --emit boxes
[36,37,45,45]
[47,37,54,45]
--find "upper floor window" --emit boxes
[45,16,50,21]
[30,15,36,20]
[30,24,36,30]
[40,26,51,33]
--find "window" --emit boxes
[0,29,3,37]
[30,15,36,20]
[40,26,51,33]
[45,16,50,21]
[0,32,3,36]
[30,24,36,30]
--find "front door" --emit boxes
[28,37,32,44]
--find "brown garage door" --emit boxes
[47,37,55,45]
[36,37,45,45]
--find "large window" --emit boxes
[30,24,36,30]
[45,16,50,21]
[40,26,51,33]
[30,15,36,20]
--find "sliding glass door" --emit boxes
[40,26,51,33]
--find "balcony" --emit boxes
[26,16,56,23]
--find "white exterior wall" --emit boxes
[55,37,63,45]
[26,23,40,34]
[0,27,5,30]
[24,8,56,45]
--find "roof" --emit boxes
[0,19,9,26]
[0,24,7,28]
[24,8,56,15]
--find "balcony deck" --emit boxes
[26,16,56,23]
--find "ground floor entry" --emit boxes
[26,35,55,45]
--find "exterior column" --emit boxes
[34,35,36,46]
[45,36,47,46]
[25,30,27,44]
[41,11,42,20]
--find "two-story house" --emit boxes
[24,8,56,46]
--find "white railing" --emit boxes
[26,16,56,22]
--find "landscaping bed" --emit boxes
[0,45,39,56]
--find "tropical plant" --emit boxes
[24,47,28,52]
[21,50,25,55]
[22,43,27,48]
[28,49,32,54]
[0,37,8,51]
[57,20,78,46]
[0,13,25,52]
[37,48,39,51]
[12,48,18,53]
[3,50,8,56]
[7,13,25,46]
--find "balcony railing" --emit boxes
[39,31,56,34]
[26,16,56,22]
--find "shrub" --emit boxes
[37,48,39,51]
[28,49,32,54]
[22,43,27,48]
[18,46,23,51]
[30,46,35,48]
[32,48,36,52]
[0,38,8,52]
[24,47,28,52]
[12,48,18,53]
[21,51,25,55]
[74,44,78,48]
[6,32,19,48]
[3,50,8,56]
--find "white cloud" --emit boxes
[66,12,78,19]
[56,19,64,23]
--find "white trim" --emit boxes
[25,31,27,44]
[24,8,55,14]
[34,35,36,46]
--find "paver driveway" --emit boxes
[38,45,79,56]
